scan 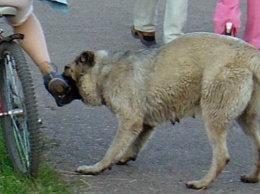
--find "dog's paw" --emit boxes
[185,181,208,190]
[116,157,136,165]
[241,175,259,183]
[76,165,101,175]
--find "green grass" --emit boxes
[0,133,72,194]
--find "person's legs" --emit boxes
[243,0,260,49]
[132,0,159,46]
[163,0,188,44]
[1,0,52,74]
[12,13,54,74]
[133,0,159,32]
[2,0,76,106]
[213,0,241,34]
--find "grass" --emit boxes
[0,132,72,194]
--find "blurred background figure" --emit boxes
[131,0,188,46]
[213,0,260,49]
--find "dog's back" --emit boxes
[138,33,260,125]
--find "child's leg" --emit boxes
[10,13,70,104]
[2,0,76,106]
[243,0,260,49]
[13,13,54,74]
[1,0,53,74]
[1,1,84,106]
[213,0,241,34]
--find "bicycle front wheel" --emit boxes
[0,41,41,177]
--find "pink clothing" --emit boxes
[213,0,260,49]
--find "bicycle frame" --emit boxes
[0,7,24,118]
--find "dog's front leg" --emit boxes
[76,119,143,175]
[117,124,154,165]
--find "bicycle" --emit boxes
[0,6,41,177]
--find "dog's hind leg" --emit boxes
[186,67,254,189]
[186,121,230,189]
[237,91,260,183]
[117,124,154,165]
[76,117,143,175]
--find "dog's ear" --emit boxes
[79,51,95,67]
[95,50,108,62]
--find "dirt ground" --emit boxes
[27,0,260,193]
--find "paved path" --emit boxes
[30,0,260,193]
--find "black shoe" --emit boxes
[43,71,78,106]
[131,26,156,46]
[43,71,69,95]
[55,75,82,106]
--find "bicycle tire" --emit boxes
[0,41,41,177]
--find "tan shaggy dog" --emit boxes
[63,33,260,189]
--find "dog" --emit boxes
[62,32,260,189]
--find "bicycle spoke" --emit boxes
[6,54,24,107]
[2,53,31,171]
[10,114,30,170]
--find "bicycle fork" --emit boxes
[0,31,32,120]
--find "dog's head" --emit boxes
[63,50,108,82]
[62,50,108,106]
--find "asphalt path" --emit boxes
[25,0,260,193]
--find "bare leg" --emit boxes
[117,124,154,165]
[13,13,54,75]
[12,13,75,106]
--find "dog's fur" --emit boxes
[63,33,260,189]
